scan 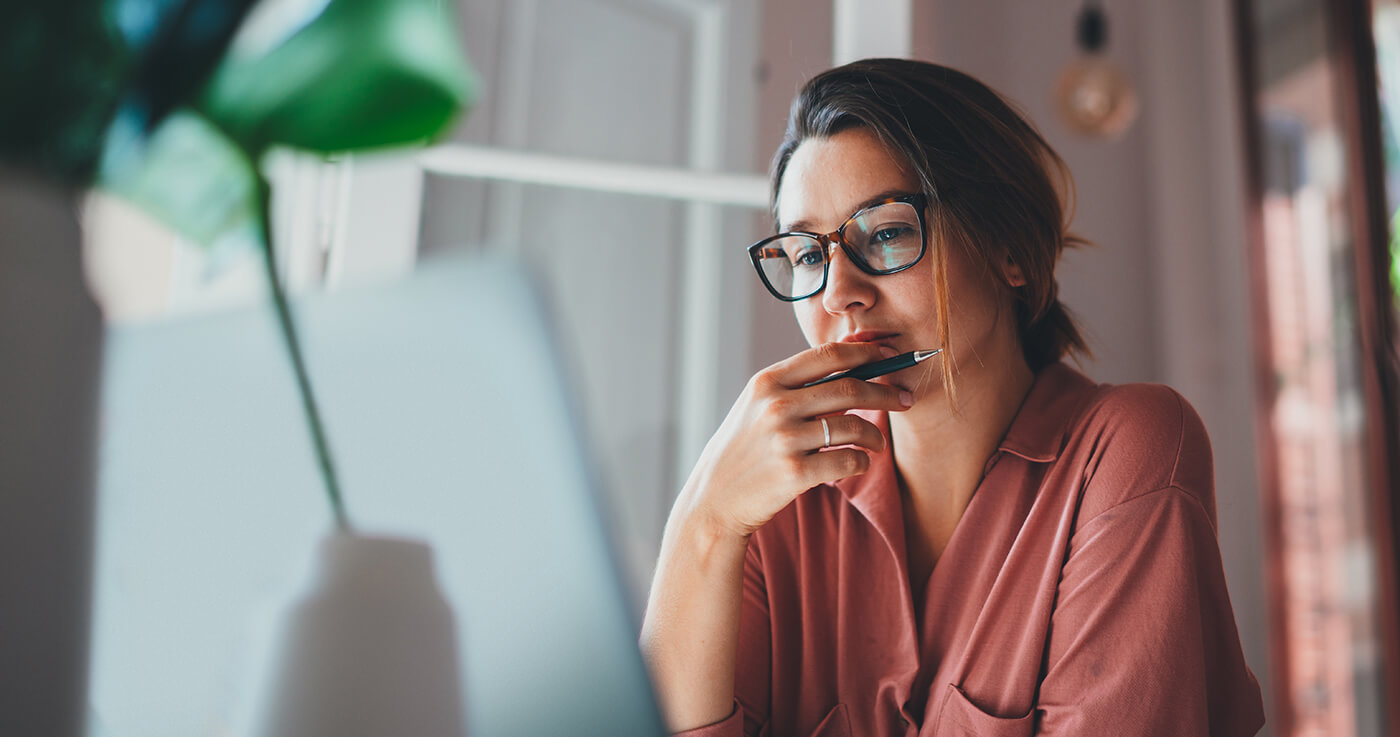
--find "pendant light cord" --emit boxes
[1077,1,1107,53]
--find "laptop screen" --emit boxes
[90,255,665,737]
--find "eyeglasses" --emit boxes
[747,193,929,302]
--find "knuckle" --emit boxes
[833,415,858,437]
[764,395,795,419]
[853,382,876,402]
[814,342,843,362]
[839,451,867,476]
[750,369,780,394]
[870,381,898,399]
[831,379,860,401]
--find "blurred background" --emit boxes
[71,0,1400,736]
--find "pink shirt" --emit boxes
[681,363,1264,737]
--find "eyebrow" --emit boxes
[778,189,916,233]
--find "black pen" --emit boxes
[803,349,943,387]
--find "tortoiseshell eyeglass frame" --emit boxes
[746,192,930,302]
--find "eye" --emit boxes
[871,225,915,243]
[791,246,824,267]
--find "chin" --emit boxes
[886,363,946,397]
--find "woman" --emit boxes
[641,59,1264,737]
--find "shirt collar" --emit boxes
[830,362,1098,564]
[993,361,1099,463]
[837,361,1099,507]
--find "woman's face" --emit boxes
[775,127,1022,396]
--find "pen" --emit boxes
[803,349,943,387]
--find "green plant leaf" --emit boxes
[197,0,475,155]
[1390,207,1399,306]
[0,0,126,183]
[97,109,257,246]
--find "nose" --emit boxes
[820,242,877,314]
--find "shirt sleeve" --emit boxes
[672,538,773,737]
[1034,486,1265,736]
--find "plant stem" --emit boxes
[255,175,350,531]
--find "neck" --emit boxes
[887,350,1036,516]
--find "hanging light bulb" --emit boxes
[1054,1,1138,138]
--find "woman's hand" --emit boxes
[642,341,915,731]
[675,341,915,541]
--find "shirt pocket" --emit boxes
[932,684,1034,737]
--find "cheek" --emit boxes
[942,268,1012,340]
[793,302,825,346]
[886,264,941,320]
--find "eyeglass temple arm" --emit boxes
[755,246,787,259]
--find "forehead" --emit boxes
[776,127,920,232]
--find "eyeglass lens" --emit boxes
[755,201,922,300]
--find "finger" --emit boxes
[811,414,886,452]
[767,342,896,388]
[775,414,885,455]
[797,447,872,487]
[798,378,913,418]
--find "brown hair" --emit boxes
[771,58,1090,393]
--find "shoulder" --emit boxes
[1063,381,1217,527]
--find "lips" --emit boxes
[840,330,899,346]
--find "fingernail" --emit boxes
[899,390,914,407]
[880,346,897,358]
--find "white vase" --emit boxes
[0,170,104,737]
[257,532,466,737]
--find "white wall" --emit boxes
[921,1,1159,385]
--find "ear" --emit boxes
[1003,254,1027,287]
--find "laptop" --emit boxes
[89,254,667,737]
